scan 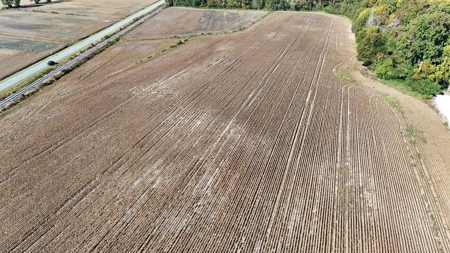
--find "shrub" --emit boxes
[390,62,413,79]
[407,78,441,97]
[375,58,395,79]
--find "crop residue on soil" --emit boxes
[2,9,450,252]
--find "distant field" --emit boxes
[25,0,159,19]
[3,8,450,252]
[0,0,158,80]
[125,7,267,39]
[0,36,63,81]
[0,11,101,42]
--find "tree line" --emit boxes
[2,0,51,8]
[353,0,450,97]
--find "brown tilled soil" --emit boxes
[2,9,450,252]
[125,7,267,39]
[0,0,158,80]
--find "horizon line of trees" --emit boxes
[168,0,344,11]
[353,0,450,97]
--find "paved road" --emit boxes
[0,0,165,93]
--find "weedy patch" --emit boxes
[406,124,427,144]
[334,72,355,83]
[383,94,404,117]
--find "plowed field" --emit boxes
[2,9,450,252]
[125,7,267,39]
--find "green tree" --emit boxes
[412,59,436,80]
[430,45,450,88]
[357,27,386,65]
[352,8,371,34]
[396,10,450,66]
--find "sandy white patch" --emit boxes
[435,95,450,123]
